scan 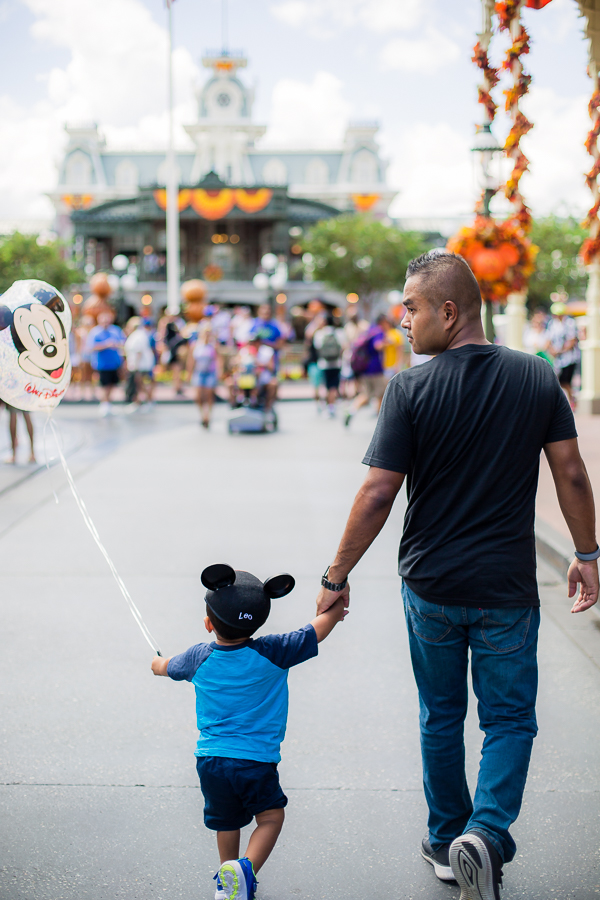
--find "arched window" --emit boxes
[304,158,329,185]
[262,158,288,185]
[351,149,378,185]
[65,151,92,187]
[115,159,139,188]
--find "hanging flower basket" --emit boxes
[447,216,538,303]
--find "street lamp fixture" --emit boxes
[471,124,501,217]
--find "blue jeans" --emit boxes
[402,582,540,863]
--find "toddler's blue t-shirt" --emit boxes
[167,625,318,763]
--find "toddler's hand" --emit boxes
[151,655,169,676]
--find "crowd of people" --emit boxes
[523,300,581,409]
[64,301,413,429]
[1,294,586,460]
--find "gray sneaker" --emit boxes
[449,831,503,900]
[420,835,455,881]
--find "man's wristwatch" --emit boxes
[321,565,348,592]
[574,545,600,561]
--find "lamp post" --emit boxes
[471,124,501,218]
[471,125,501,341]
[166,0,180,314]
[253,253,288,313]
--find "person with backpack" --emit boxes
[344,315,386,427]
[313,313,346,417]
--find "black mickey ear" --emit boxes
[263,573,295,599]
[0,306,13,331]
[201,564,236,591]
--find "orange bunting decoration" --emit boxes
[234,188,273,213]
[153,189,191,211]
[352,194,380,212]
[525,0,553,7]
[190,189,235,220]
[62,194,94,210]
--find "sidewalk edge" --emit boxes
[535,517,600,621]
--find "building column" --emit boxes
[579,261,600,414]
[505,291,526,351]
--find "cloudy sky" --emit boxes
[0,0,593,226]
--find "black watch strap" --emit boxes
[321,565,347,592]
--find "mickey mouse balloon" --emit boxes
[0,280,72,412]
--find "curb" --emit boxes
[535,517,600,620]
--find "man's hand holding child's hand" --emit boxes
[311,595,348,643]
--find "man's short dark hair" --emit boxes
[206,605,258,640]
[406,250,482,319]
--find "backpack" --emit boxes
[350,333,372,375]
[318,330,342,362]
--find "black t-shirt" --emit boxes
[362,344,577,607]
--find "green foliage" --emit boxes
[301,215,430,300]
[0,231,79,295]
[527,216,587,309]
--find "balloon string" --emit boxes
[48,417,162,657]
[42,413,59,504]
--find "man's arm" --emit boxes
[543,438,599,612]
[316,466,405,614]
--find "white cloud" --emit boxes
[0,0,199,221]
[520,86,590,216]
[387,122,473,219]
[270,0,423,35]
[260,71,352,148]
[380,28,460,73]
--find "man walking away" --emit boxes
[88,310,125,416]
[316,250,598,899]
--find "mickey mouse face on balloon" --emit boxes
[201,563,295,631]
[0,289,69,383]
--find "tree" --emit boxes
[300,215,430,307]
[0,232,79,295]
[527,215,587,309]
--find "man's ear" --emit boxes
[442,300,459,324]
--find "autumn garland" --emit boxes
[471,39,500,215]
[498,3,533,233]
[580,75,600,264]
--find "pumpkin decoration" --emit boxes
[470,248,508,281]
[447,216,538,304]
[82,272,113,321]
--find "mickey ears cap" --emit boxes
[263,573,295,599]
[201,563,236,591]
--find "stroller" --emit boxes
[228,344,278,434]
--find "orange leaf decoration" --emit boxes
[234,188,273,213]
[526,0,553,7]
[190,189,235,220]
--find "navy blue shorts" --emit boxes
[196,756,288,831]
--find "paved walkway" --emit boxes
[537,412,600,547]
[0,404,599,898]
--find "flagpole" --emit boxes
[166,0,180,314]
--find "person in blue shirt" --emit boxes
[151,563,345,900]
[86,310,125,416]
